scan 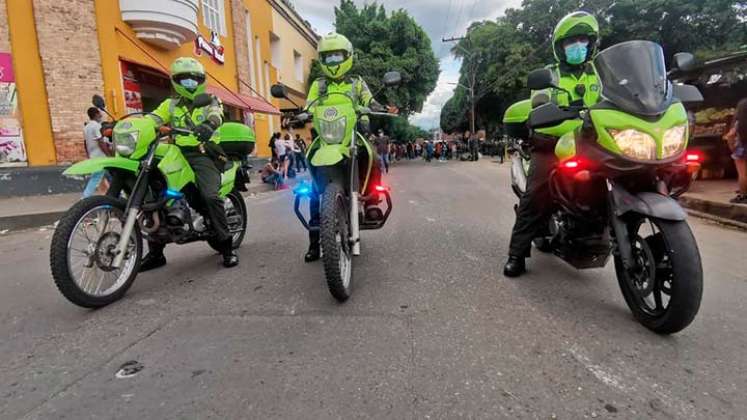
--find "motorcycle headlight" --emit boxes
[319,118,346,144]
[609,129,657,161]
[114,131,138,157]
[662,124,687,158]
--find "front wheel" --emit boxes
[50,196,143,308]
[208,191,248,252]
[320,183,353,302]
[614,217,703,334]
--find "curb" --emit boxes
[684,208,747,231]
[679,195,747,225]
[0,180,280,233]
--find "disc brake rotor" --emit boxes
[94,231,122,272]
[629,234,656,296]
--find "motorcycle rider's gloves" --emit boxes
[564,40,589,65]
[194,123,215,142]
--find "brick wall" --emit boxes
[0,0,10,52]
[33,0,104,164]
[231,0,252,97]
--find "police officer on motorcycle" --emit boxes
[504,12,602,277]
[303,33,386,262]
[140,57,239,271]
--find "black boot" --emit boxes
[220,239,238,268]
[140,252,167,272]
[304,245,320,262]
[503,255,526,278]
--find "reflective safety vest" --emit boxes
[150,95,224,147]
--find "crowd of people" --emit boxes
[262,132,311,190]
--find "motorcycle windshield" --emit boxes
[594,41,672,116]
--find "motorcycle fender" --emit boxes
[63,157,138,176]
[610,184,687,221]
[310,144,349,167]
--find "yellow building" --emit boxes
[0,0,318,169]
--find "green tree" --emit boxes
[442,0,747,133]
[308,0,440,117]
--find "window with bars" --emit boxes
[201,0,226,36]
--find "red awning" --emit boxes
[206,85,280,115]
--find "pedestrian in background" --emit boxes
[82,107,112,198]
[294,134,307,172]
[284,133,297,178]
[260,160,287,190]
[274,133,288,178]
[376,130,390,173]
[496,137,505,164]
[725,98,747,204]
[269,132,279,162]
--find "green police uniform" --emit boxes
[506,12,602,274]
[140,57,237,272]
[304,32,383,262]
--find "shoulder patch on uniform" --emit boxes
[590,84,599,92]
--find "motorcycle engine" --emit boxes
[166,199,192,234]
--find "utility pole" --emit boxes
[442,36,477,136]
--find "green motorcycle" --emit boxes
[271,72,400,301]
[521,41,704,334]
[50,94,253,308]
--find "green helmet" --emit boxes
[170,57,207,101]
[318,33,354,80]
[552,11,600,65]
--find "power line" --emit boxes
[437,0,456,58]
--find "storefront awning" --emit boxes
[206,85,280,115]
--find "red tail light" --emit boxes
[560,158,585,171]
[686,152,702,163]
[374,185,387,192]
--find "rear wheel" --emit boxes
[208,191,248,251]
[320,183,353,302]
[614,217,703,334]
[50,196,142,308]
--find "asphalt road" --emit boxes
[1,159,746,419]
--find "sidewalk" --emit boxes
[0,172,309,232]
[680,179,747,227]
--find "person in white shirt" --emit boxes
[82,107,111,197]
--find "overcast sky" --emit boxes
[291,0,523,130]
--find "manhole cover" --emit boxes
[115,360,144,379]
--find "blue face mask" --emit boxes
[564,41,589,65]
[179,78,200,91]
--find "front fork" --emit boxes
[112,149,155,268]
[349,139,361,256]
[607,179,635,270]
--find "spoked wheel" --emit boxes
[50,196,142,308]
[320,183,353,302]
[614,216,703,334]
[208,191,248,252]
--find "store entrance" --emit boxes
[120,61,170,114]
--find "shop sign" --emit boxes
[195,32,225,65]
[120,62,144,114]
[0,52,27,167]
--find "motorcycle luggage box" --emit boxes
[217,122,256,160]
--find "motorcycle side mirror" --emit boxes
[383,71,402,87]
[672,52,697,73]
[192,93,213,108]
[271,84,289,99]
[92,94,106,110]
[527,68,557,90]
